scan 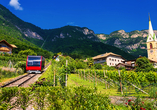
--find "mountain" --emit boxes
[0,4,52,58]
[0,4,135,60]
[42,26,135,59]
[97,30,149,57]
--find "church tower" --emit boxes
[146,16,157,61]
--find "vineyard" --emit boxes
[76,69,157,96]
[0,56,157,110]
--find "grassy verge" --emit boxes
[38,66,153,98]
[67,74,151,97]
[67,74,122,96]
[0,73,27,86]
[39,64,53,80]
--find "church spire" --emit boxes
[146,15,157,62]
[147,15,156,42]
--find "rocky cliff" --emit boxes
[97,30,152,57]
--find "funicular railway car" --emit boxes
[26,56,45,73]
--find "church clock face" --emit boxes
[150,50,153,53]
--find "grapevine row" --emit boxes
[76,69,157,87]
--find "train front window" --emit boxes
[27,62,33,66]
[27,61,40,66]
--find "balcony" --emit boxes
[94,60,106,64]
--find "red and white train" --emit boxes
[26,56,45,73]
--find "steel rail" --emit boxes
[1,61,51,88]
[1,74,29,87]
[18,74,37,87]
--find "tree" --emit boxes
[75,59,87,69]
[87,58,94,68]
[18,49,37,58]
[135,57,154,72]
[94,63,102,69]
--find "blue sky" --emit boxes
[0,0,157,34]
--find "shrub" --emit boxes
[14,61,26,73]
[94,63,102,69]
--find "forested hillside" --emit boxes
[0,4,135,60]
[0,4,52,58]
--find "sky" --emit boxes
[0,0,157,34]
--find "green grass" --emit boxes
[39,64,53,80]
[38,67,155,98]
[0,72,27,86]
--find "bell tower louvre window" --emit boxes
[150,43,153,49]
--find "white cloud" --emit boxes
[9,0,23,10]
[67,22,78,26]
[67,22,75,25]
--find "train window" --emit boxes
[27,61,40,66]
[28,56,41,61]
[33,61,41,66]
[27,62,33,66]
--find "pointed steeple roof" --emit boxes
[147,15,156,42]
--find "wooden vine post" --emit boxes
[54,69,55,87]
[118,70,123,95]
[104,70,107,89]
[84,70,85,80]
[65,60,68,87]
[88,70,90,81]
[106,70,110,88]
[95,71,97,86]
[78,71,80,77]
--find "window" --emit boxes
[0,45,7,47]
[115,59,116,61]
[132,64,135,67]
[150,43,153,49]
[112,59,114,61]
[28,56,41,61]
[109,58,111,60]
[110,63,111,65]
[27,61,41,66]
[118,60,119,62]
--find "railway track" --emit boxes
[1,74,37,87]
[1,61,51,88]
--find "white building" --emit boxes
[92,52,125,66]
